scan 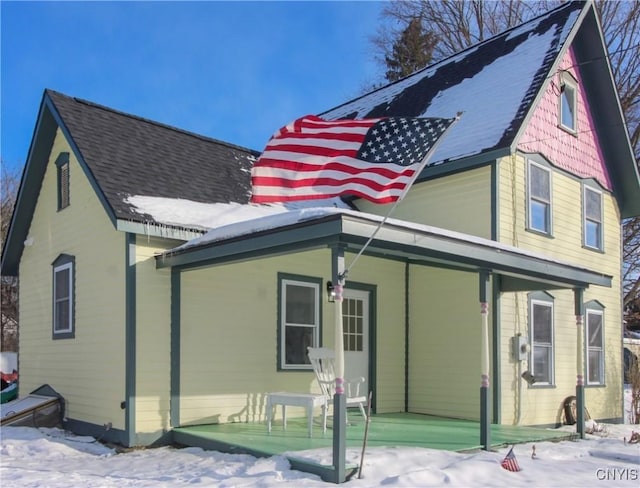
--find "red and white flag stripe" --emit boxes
[251,116,420,204]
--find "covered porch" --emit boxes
[158,208,611,483]
[172,412,576,482]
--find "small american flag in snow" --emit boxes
[501,446,522,472]
[250,115,456,204]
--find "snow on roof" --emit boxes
[124,195,351,233]
[321,2,582,165]
[163,202,601,277]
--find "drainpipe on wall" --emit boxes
[479,270,491,450]
[574,288,585,439]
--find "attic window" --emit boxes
[56,152,70,210]
[559,73,577,133]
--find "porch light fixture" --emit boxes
[326,281,336,303]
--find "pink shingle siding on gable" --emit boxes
[518,47,611,190]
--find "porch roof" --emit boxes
[156,208,611,291]
[156,208,611,292]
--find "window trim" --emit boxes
[582,183,604,251]
[585,301,605,386]
[528,291,555,387]
[52,254,75,339]
[277,273,322,371]
[55,152,70,210]
[559,72,578,134]
[526,160,553,236]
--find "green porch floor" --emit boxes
[172,412,576,458]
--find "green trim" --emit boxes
[276,272,323,371]
[54,152,70,210]
[158,213,611,290]
[64,417,127,446]
[170,267,181,427]
[491,161,498,241]
[1,95,58,276]
[125,234,137,446]
[404,262,409,413]
[492,275,501,424]
[343,280,377,414]
[51,253,75,340]
[125,233,136,447]
[171,429,356,483]
[416,149,509,182]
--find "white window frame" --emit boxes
[583,185,603,251]
[52,256,74,338]
[559,73,577,133]
[529,296,554,386]
[527,160,552,235]
[279,276,320,370]
[585,307,604,385]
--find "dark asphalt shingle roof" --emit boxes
[47,90,259,223]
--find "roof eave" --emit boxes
[156,212,611,291]
[1,94,57,276]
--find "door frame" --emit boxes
[343,281,377,413]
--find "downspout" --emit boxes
[125,233,137,447]
[574,288,586,438]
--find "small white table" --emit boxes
[266,392,327,437]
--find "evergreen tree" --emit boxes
[384,18,437,82]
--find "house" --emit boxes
[2,1,638,479]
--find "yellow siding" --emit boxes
[497,154,622,425]
[357,166,493,238]
[19,129,127,429]
[134,236,182,439]
[178,250,406,425]
[408,266,487,419]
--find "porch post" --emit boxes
[479,270,491,450]
[331,246,347,483]
[574,288,585,439]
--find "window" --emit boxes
[343,296,364,352]
[529,293,554,385]
[56,152,70,210]
[585,304,604,385]
[559,74,577,132]
[527,161,552,235]
[278,275,320,369]
[583,186,603,250]
[52,254,75,339]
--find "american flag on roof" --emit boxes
[501,446,522,472]
[250,114,457,204]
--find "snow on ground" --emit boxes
[1,421,639,487]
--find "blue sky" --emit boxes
[1,1,384,171]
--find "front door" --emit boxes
[342,288,369,396]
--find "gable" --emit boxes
[321,1,585,167]
[518,46,611,190]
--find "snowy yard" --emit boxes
[1,420,638,487]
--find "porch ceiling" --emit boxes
[156,209,611,292]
